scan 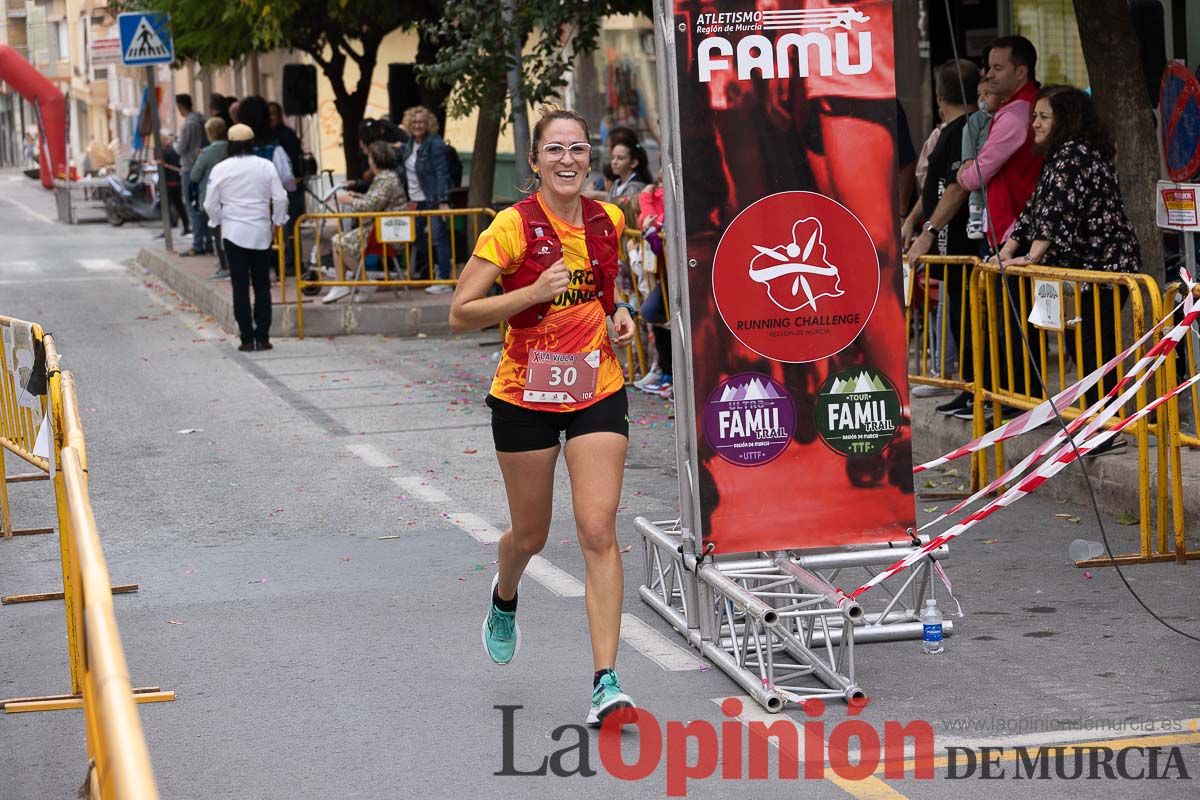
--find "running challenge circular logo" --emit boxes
[702,372,795,467]
[712,191,879,363]
[815,366,901,457]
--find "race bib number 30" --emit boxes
[524,349,600,403]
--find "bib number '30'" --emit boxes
[524,348,600,403]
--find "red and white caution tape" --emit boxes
[913,299,1184,474]
[852,310,1200,600]
[919,304,1199,532]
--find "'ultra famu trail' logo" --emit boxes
[712,191,879,363]
[702,373,796,466]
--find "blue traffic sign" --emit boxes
[118,12,174,67]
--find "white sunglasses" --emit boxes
[540,142,592,158]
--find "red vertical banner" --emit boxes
[668,0,914,554]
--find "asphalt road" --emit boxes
[1,173,1198,799]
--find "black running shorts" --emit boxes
[486,390,630,453]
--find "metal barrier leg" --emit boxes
[0,449,54,538]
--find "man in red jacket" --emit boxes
[956,35,1044,402]
[957,35,1043,247]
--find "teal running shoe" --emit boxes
[586,670,636,726]
[482,574,520,665]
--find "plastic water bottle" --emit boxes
[921,599,944,655]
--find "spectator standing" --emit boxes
[903,59,981,417]
[158,132,190,236]
[994,86,1140,455]
[607,142,650,202]
[588,126,639,195]
[957,36,1043,245]
[204,124,288,352]
[237,96,297,193]
[956,35,1045,400]
[176,94,207,248]
[189,118,231,272]
[399,106,453,294]
[269,100,307,267]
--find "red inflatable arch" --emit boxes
[0,44,66,188]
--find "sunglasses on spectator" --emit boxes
[540,143,592,158]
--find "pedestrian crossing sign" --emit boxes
[118,12,174,66]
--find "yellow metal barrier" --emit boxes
[0,314,52,539]
[969,262,1190,565]
[616,228,653,384]
[293,207,497,338]
[2,332,172,796]
[1163,281,1200,449]
[905,256,979,395]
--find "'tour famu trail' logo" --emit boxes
[713,191,879,363]
[815,366,900,456]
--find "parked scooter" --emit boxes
[102,160,173,227]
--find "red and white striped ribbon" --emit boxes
[919,304,1199,532]
[913,300,1184,474]
[849,312,1199,600]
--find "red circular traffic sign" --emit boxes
[1161,62,1200,182]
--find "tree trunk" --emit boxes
[1073,0,1164,285]
[337,94,366,178]
[468,77,507,209]
[415,27,452,134]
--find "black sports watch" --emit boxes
[922,220,941,236]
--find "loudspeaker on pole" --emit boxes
[282,64,317,116]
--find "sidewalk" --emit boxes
[135,245,455,338]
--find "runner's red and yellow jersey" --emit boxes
[474,194,627,411]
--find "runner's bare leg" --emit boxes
[496,445,560,600]
[564,430,628,671]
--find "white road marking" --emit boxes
[346,443,398,468]
[392,475,451,503]
[722,696,818,762]
[0,194,56,225]
[620,613,699,670]
[446,511,502,543]
[78,258,127,272]
[524,556,585,597]
[0,275,120,285]
[0,260,37,272]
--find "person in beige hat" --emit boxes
[203,123,288,351]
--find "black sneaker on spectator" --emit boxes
[1082,436,1127,458]
[953,404,992,424]
[937,392,971,416]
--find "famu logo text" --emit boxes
[698,7,873,82]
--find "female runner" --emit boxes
[449,107,638,725]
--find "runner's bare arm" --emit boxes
[449,255,569,333]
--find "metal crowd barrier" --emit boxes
[0,315,51,538]
[905,256,981,485]
[1163,281,1200,449]
[292,207,497,338]
[616,228,652,384]
[1,328,171,797]
[968,262,1185,565]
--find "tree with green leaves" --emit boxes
[134,0,447,177]
[420,0,649,206]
